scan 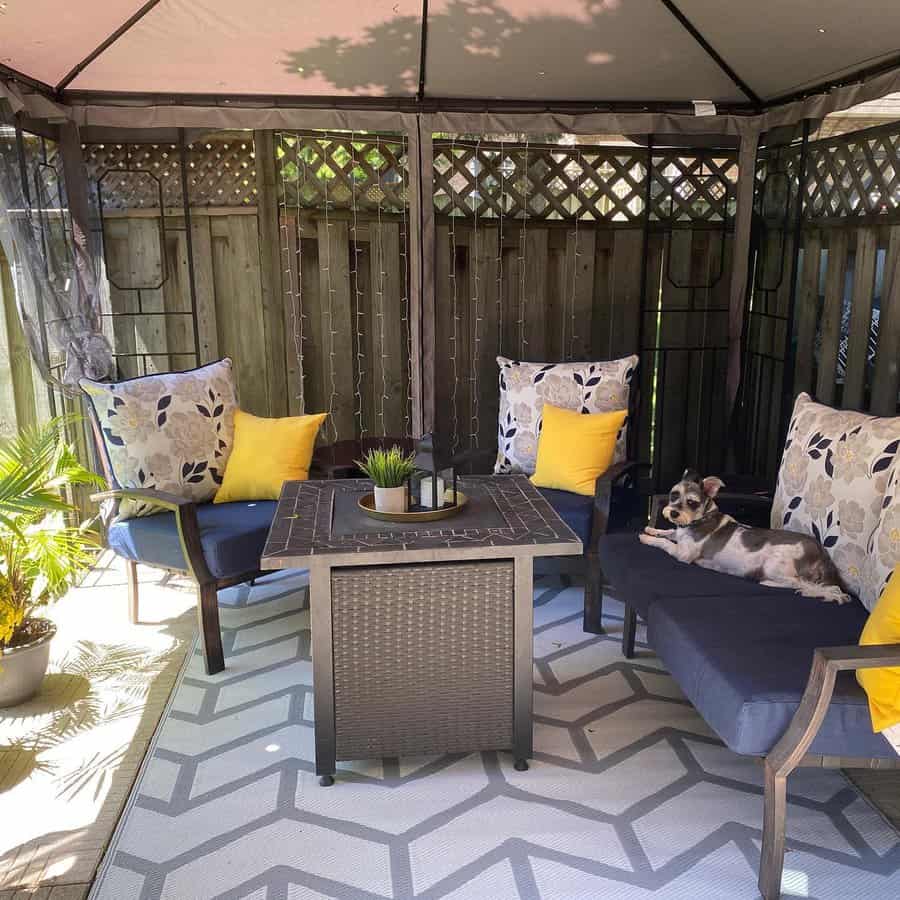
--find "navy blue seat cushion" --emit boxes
[596,532,773,618]
[648,590,891,758]
[538,488,593,546]
[108,500,276,580]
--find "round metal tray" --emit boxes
[357,490,468,523]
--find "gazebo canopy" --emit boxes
[2,0,900,110]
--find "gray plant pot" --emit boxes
[0,619,56,708]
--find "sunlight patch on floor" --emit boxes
[0,553,197,896]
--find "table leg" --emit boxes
[513,556,534,769]
[309,564,336,786]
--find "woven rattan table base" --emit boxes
[331,560,515,760]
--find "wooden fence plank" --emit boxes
[210,216,268,414]
[369,221,407,437]
[609,229,644,357]
[434,225,454,449]
[299,231,323,421]
[816,230,849,405]
[351,236,373,434]
[843,227,878,410]
[569,229,596,361]
[500,239,520,359]
[522,229,549,360]
[190,215,219,363]
[255,130,289,417]
[471,225,499,449]
[128,218,168,374]
[319,219,355,440]
[793,230,822,397]
[590,232,614,360]
[280,215,303,415]
[871,225,900,415]
[162,226,196,365]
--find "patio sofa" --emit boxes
[597,487,900,899]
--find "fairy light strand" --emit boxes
[278,132,305,412]
[448,135,460,453]
[399,135,413,439]
[496,138,505,358]
[349,131,366,438]
[568,147,584,361]
[375,135,390,437]
[518,138,530,359]
[322,131,339,443]
[469,136,482,449]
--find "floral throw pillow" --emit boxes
[81,359,238,520]
[494,354,638,476]
[866,463,900,612]
[772,392,900,609]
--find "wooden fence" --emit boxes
[2,131,741,494]
[742,120,900,481]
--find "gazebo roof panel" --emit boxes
[66,0,424,96]
[1,0,146,88]
[425,0,745,102]
[679,0,900,102]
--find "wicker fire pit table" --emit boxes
[261,475,582,786]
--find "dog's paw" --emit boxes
[819,586,851,604]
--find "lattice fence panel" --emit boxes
[649,153,738,222]
[756,120,900,221]
[433,141,738,223]
[804,125,900,219]
[275,134,408,213]
[434,142,649,222]
[83,139,258,209]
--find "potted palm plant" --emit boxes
[0,418,103,707]
[355,445,417,513]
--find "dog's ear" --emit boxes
[702,476,725,498]
[682,468,702,484]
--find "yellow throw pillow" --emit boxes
[214,410,327,503]
[530,404,627,496]
[858,566,900,733]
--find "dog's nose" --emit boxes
[669,509,680,520]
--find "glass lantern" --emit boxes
[410,432,457,510]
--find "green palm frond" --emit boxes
[0,417,104,645]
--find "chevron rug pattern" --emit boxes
[91,571,900,900]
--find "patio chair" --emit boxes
[597,393,900,899]
[489,356,646,634]
[82,363,274,676]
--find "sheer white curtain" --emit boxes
[0,109,112,392]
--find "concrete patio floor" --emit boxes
[0,554,198,899]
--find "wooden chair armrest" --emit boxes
[91,488,193,511]
[815,643,900,671]
[767,642,900,777]
[91,488,213,583]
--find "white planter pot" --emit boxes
[373,485,407,513]
[0,619,56,708]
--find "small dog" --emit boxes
[638,469,849,603]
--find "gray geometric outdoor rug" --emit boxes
[91,571,900,899]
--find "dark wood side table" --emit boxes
[261,475,582,785]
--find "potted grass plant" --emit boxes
[355,446,417,513]
[0,418,103,707]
